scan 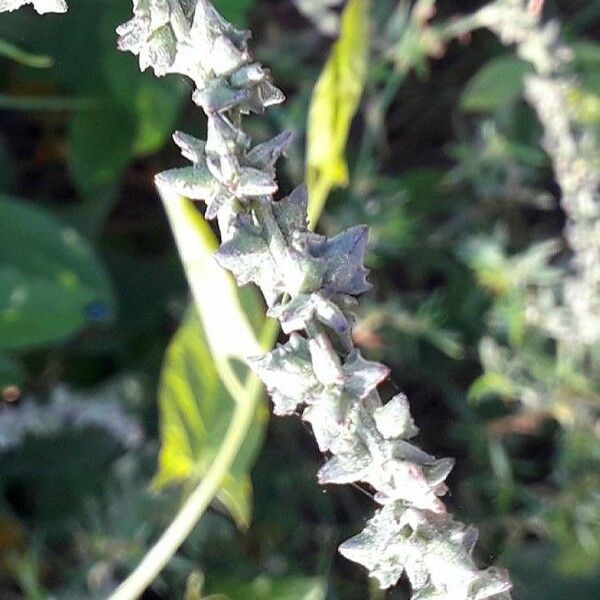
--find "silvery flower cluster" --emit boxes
[471,0,600,418]
[522,75,600,349]
[0,382,143,451]
[117,1,512,596]
[0,0,66,14]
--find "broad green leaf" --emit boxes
[0,197,113,303]
[163,195,264,364]
[306,0,370,226]
[154,193,269,529]
[214,576,327,600]
[0,196,114,350]
[461,56,532,112]
[133,77,186,156]
[153,308,268,530]
[68,107,137,195]
[0,1,105,92]
[566,87,600,125]
[0,268,94,350]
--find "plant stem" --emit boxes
[108,374,263,600]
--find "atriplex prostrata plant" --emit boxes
[112,0,512,598]
[447,1,600,428]
[454,1,599,568]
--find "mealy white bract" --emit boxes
[0,0,66,14]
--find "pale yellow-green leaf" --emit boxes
[167,195,263,362]
[306,0,370,226]
[153,308,268,530]
[154,190,270,530]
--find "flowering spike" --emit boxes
[155,165,220,202]
[172,131,206,164]
[119,1,512,596]
[215,216,276,289]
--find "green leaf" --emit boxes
[133,76,186,156]
[153,196,270,529]
[461,56,532,112]
[0,268,94,350]
[0,196,114,350]
[0,1,106,93]
[468,372,516,402]
[172,199,265,363]
[566,87,600,125]
[306,0,370,225]
[214,576,327,600]
[68,107,137,195]
[152,308,267,530]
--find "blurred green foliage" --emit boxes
[0,1,599,599]
[0,195,114,349]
